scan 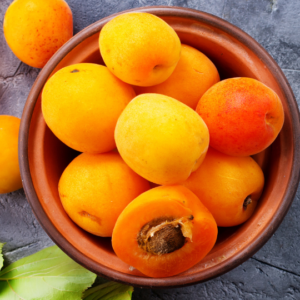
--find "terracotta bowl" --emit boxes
[19,6,300,288]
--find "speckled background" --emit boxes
[1,0,300,299]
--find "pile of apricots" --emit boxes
[2,1,284,278]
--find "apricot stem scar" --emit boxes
[71,69,79,73]
[243,196,252,210]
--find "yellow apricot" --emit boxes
[134,44,220,109]
[0,116,22,194]
[42,63,136,153]
[3,0,73,68]
[59,152,150,237]
[115,94,209,185]
[99,12,181,86]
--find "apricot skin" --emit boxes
[115,94,210,185]
[112,185,218,278]
[0,116,22,194]
[134,44,220,109]
[183,147,265,227]
[42,63,136,154]
[3,0,73,68]
[99,12,181,86]
[58,152,150,237]
[196,77,284,156]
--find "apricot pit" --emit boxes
[137,215,194,255]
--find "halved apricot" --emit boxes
[112,185,218,277]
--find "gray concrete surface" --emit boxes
[1,0,300,299]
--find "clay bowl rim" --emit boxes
[19,6,300,288]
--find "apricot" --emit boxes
[99,12,181,87]
[112,185,217,277]
[58,152,150,237]
[115,94,210,185]
[134,44,220,109]
[0,116,22,194]
[183,147,265,227]
[196,77,284,156]
[3,0,73,68]
[42,63,135,153]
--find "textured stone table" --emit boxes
[1,0,300,299]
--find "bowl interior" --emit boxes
[26,11,296,286]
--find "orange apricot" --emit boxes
[196,77,284,156]
[0,116,22,194]
[115,94,209,185]
[42,63,135,154]
[183,147,265,227]
[134,44,220,109]
[58,152,150,237]
[4,0,73,68]
[112,185,218,277]
[99,12,181,86]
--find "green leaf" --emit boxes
[83,281,133,300]
[0,242,5,271]
[0,245,96,300]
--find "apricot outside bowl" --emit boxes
[19,6,300,288]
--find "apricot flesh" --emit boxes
[58,152,150,237]
[115,94,210,185]
[3,0,73,68]
[183,147,265,227]
[42,63,136,153]
[134,44,220,109]
[196,77,284,156]
[112,185,218,277]
[99,12,181,86]
[0,116,22,194]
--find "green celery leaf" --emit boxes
[0,242,5,271]
[83,281,133,300]
[0,245,96,300]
